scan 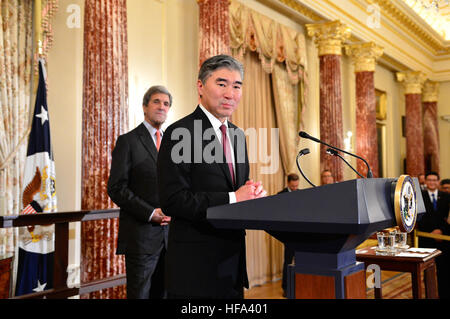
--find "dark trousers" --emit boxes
[125,246,166,299]
[282,245,294,293]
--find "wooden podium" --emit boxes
[207,177,426,299]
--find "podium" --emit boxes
[207,177,426,299]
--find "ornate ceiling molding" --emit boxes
[371,0,449,54]
[262,0,450,80]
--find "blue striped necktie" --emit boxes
[431,193,437,211]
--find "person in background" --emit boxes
[107,85,172,299]
[418,173,426,191]
[277,173,300,297]
[320,169,334,185]
[440,178,450,194]
[417,171,450,299]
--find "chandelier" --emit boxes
[403,0,450,39]
[413,0,449,12]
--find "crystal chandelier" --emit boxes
[414,0,449,12]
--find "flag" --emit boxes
[15,59,57,296]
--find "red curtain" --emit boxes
[81,0,128,299]
[198,0,231,65]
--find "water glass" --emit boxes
[377,232,396,252]
[395,231,407,249]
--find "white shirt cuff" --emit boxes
[149,209,155,222]
[229,192,237,204]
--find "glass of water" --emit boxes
[377,232,396,254]
[394,230,408,250]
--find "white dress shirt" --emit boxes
[143,120,164,222]
[199,105,237,204]
[143,120,163,147]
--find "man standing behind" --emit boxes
[417,171,450,299]
[107,86,172,299]
[320,169,334,185]
[440,179,450,194]
[277,173,299,297]
[418,172,449,241]
[157,55,266,299]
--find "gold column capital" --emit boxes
[306,20,351,56]
[396,71,427,94]
[422,80,439,102]
[345,42,384,72]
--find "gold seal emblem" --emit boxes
[394,175,417,233]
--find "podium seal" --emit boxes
[393,175,417,233]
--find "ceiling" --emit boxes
[402,0,450,40]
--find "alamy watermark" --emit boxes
[169,120,279,175]
[366,4,381,29]
[366,264,381,289]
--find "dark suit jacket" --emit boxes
[417,190,450,247]
[418,190,449,232]
[157,106,249,297]
[277,187,289,194]
[107,123,168,255]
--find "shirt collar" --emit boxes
[427,189,438,197]
[199,104,228,132]
[143,120,163,137]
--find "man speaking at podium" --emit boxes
[157,55,266,298]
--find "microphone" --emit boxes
[326,148,364,179]
[296,148,316,188]
[299,131,373,178]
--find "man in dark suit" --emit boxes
[107,85,172,299]
[277,173,299,297]
[157,55,266,299]
[418,172,449,243]
[417,171,450,298]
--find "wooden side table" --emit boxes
[0,254,13,299]
[356,246,441,299]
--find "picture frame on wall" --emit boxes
[375,89,387,121]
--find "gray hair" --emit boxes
[198,55,244,84]
[142,85,173,106]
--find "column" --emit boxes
[422,80,440,173]
[198,0,231,65]
[81,0,128,299]
[345,42,384,178]
[397,71,427,177]
[306,21,351,182]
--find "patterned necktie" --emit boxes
[431,193,437,211]
[155,130,161,151]
[219,124,235,186]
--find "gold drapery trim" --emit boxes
[229,0,307,86]
[38,0,58,59]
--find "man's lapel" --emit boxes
[137,123,157,162]
[194,106,235,189]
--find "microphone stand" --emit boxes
[296,148,316,188]
[326,148,365,179]
[299,131,373,178]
